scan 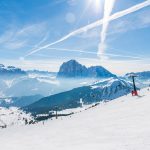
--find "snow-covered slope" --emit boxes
[0,107,34,128]
[0,88,150,150]
[25,78,132,114]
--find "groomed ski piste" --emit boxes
[0,88,150,150]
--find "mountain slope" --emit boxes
[24,78,132,114]
[0,95,43,108]
[0,88,150,150]
[88,66,116,78]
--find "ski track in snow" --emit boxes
[0,88,150,150]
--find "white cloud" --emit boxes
[4,40,27,50]
[77,28,100,39]
[0,22,48,50]
[16,22,47,38]
[2,59,62,72]
[0,30,14,44]
[109,9,150,35]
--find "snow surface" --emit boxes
[0,107,33,127]
[0,88,150,150]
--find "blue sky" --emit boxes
[0,0,150,75]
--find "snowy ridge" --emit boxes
[91,77,132,99]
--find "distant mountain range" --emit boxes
[24,78,132,115]
[0,64,57,77]
[1,60,116,78]
[57,60,116,78]
[0,64,26,76]
[27,70,57,76]
[0,61,149,102]
[126,71,150,80]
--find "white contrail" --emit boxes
[98,0,116,55]
[39,47,141,60]
[25,0,150,57]
[24,20,103,57]
[47,47,93,54]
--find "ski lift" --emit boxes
[128,73,138,96]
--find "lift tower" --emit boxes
[129,73,138,96]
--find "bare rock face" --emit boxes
[87,66,116,78]
[57,60,116,78]
[57,60,88,78]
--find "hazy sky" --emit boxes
[0,0,150,75]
